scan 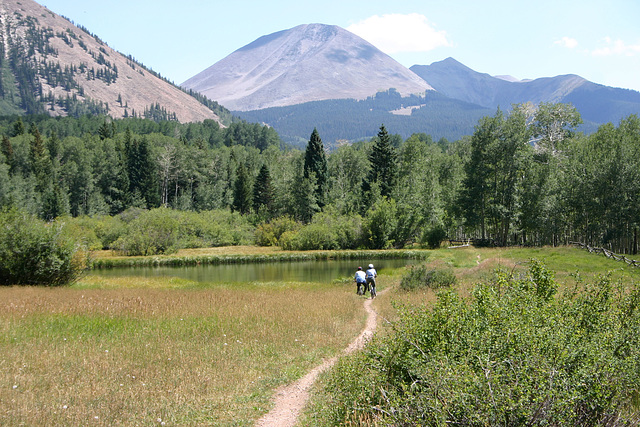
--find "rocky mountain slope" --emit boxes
[181,24,433,111]
[0,0,228,123]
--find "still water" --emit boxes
[94,258,417,284]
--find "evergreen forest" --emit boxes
[1,103,639,256]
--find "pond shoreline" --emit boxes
[90,247,430,269]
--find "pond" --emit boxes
[93,258,417,284]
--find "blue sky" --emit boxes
[37,0,640,91]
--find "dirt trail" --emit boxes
[255,294,381,427]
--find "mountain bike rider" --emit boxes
[354,266,366,295]
[366,264,377,299]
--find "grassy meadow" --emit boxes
[0,276,364,426]
[2,245,639,426]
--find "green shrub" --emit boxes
[111,207,180,255]
[110,208,255,255]
[277,230,298,251]
[312,209,363,249]
[421,224,447,249]
[363,197,397,249]
[287,222,339,250]
[319,260,640,425]
[400,263,457,291]
[0,208,88,286]
[90,215,127,249]
[57,215,102,251]
[177,209,254,248]
[254,216,301,246]
[277,210,363,251]
[63,215,127,250]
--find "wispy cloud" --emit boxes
[592,37,640,56]
[347,13,451,54]
[554,37,579,49]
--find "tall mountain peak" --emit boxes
[182,23,433,111]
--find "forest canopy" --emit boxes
[1,104,639,255]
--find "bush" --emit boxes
[363,197,397,249]
[421,225,447,249]
[111,207,180,255]
[64,215,127,250]
[254,216,301,246]
[110,208,255,255]
[57,215,102,251]
[0,208,88,286]
[287,222,339,250]
[178,210,254,248]
[277,210,363,251]
[90,215,127,249]
[319,260,640,425]
[400,263,457,291]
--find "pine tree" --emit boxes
[29,124,52,193]
[303,128,328,208]
[366,124,397,199]
[295,173,319,223]
[126,132,158,208]
[1,135,14,174]
[98,119,114,140]
[232,163,252,215]
[12,118,25,137]
[253,164,274,216]
[47,130,61,161]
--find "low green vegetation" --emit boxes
[0,208,88,286]
[399,263,457,291]
[306,259,640,426]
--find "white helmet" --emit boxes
[368,264,374,268]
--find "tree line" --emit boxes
[1,103,639,254]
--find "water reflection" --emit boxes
[95,258,417,284]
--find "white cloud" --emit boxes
[592,37,640,56]
[347,13,451,54]
[554,37,579,49]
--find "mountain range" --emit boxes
[182,23,640,145]
[3,1,640,146]
[410,58,640,126]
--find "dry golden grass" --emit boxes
[0,279,364,426]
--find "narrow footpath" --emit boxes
[255,294,381,427]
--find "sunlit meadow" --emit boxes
[0,275,364,426]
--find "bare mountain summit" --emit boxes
[182,24,433,111]
[1,0,227,123]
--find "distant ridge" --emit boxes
[181,24,433,111]
[0,0,229,123]
[410,58,640,125]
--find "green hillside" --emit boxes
[236,90,492,148]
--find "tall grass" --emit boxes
[0,279,364,426]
